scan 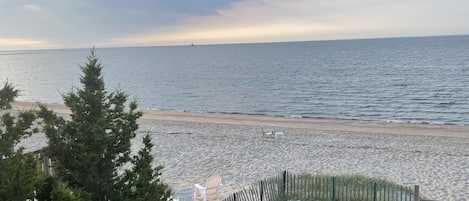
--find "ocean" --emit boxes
[1,35,469,125]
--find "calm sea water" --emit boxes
[1,35,469,124]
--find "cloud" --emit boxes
[0,38,58,50]
[23,4,44,12]
[0,0,468,50]
[154,0,241,15]
[108,0,469,46]
[0,1,239,50]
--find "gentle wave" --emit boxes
[142,107,468,126]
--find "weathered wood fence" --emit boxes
[223,171,430,201]
[32,148,54,176]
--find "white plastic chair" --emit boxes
[274,131,285,138]
[194,176,222,201]
[174,186,195,201]
[262,128,274,138]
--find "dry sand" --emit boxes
[12,102,469,201]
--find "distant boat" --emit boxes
[190,43,195,46]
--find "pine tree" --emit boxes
[39,49,170,201]
[49,182,91,201]
[117,134,172,201]
[0,82,43,201]
[0,81,19,109]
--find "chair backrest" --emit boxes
[194,183,206,201]
[205,176,222,201]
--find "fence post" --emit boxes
[331,177,336,201]
[282,171,287,198]
[414,185,419,201]
[373,182,377,201]
[260,181,264,201]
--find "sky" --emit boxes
[0,0,468,51]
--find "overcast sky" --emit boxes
[1,0,468,50]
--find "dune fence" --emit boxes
[222,171,433,201]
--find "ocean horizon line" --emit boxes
[2,33,468,52]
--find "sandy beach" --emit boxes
[12,102,469,201]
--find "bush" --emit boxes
[0,82,19,109]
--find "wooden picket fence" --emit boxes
[223,171,430,201]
